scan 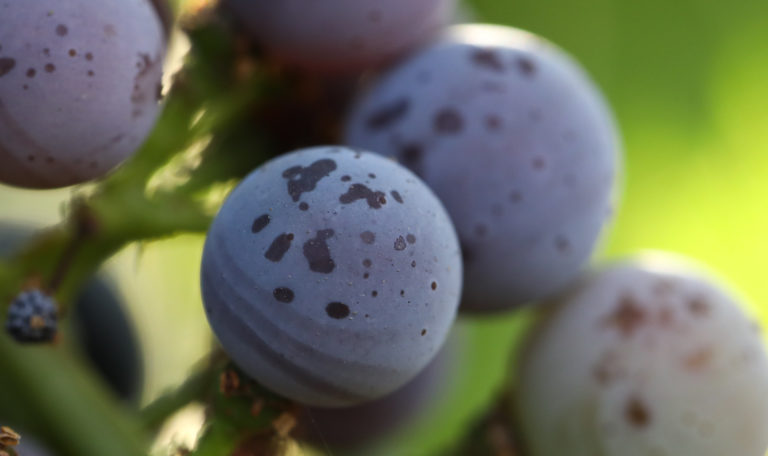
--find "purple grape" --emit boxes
[0,0,166,189]
[221,0,456,74]
[200,146,462,407]
[346,24,620,312]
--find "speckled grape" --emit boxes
[345,24,620,312]
[221,0,456,74]
[516,254,768,456]
[0,0,166,189]
[200,146,462,407]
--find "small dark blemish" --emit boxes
[371,290,378,297]
[400,143,424,176]
[43,48,51,57]
[485,115,502,131]
[475,224,488,238]
[431,282,437,291]
[251,214,271,233]
[303,229,336,274]
[341,175,351,182]
[44,63,55,73]
[326,302,350,319]
[26,68,36,78]
[340,183,387,209]
[363,259,372,268]
[421,329,427,336]
[264,233,294,262]
[391,190,403,204]
[555,236,570,253]
[400,290,405,297]
[471,48,505,72]
[363,273,370,279]
[368,173,376,179]
[85,52,93,61]
[411,260,416,268]
[0,58,16,77]
[360,231,375,244]
[434,108,464,134]
[282,159,337,202]
[394,236,407,251]
[517,57,536,76]
[406,234,416,244]
[366,98,410,130]
[68,49,76,57]
[299,202,310,211]
[273,287,295,303]
[688,298,710,317]
[625,397,651,429]
[55,24,69,36]
[532,157,546,170]
[87,70,94,77]
[509,191,523,203]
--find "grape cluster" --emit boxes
[1,1,766,455]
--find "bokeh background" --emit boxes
[1,0,767,454]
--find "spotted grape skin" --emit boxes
[221,0,456,74]
[0,0,166,189]
[200,146,462,407]
[346,24,620,312]
[516,255,768,456]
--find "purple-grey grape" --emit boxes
[200,146,462,407]
[5,289,57,343]
[345,24,620,312]
[221,0,456,74]
[300,325,464,449]
[0,0,166,189]
[516,255,768,456]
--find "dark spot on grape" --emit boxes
[26,68,35,78]
[391,190,403,203]
[434,108,463,134]
[406,234,416,244]
[421,329,427,336]
[85,52,94,61]
[517,57,536,76]
[471,48,505,72]
[87,70,94,77]
[411,260,416,268]
[363,273,370,279]
[0,58,16,77]
[22,84,28,90]
[371,290,378,297]
[688,297,710,317]
[625,397,651,428]
[461,241,474,264]
[303,229,335,274]
[485,115,502,131]
[44,63,55,73]
[368,173,376,179]
[360,231,375,244]
[363,258,372,268]
[341,175,351,182]
[400,290,405,297]
[340,183,387,209]
[251,214,271,233]
[55,24,69,36]
[366,97,410,130]
[532,157,546,170]
[603,294,646,337]
[431,282,437,290]
[555,236,570,253]
[265,233,294,262]
[299,202,309,211]
[394,236,407,251]
[273,287,294,303]
[509,191,523,203]
[68,49,77,57]
[326,302,350,319]
[400,143,424,177]
[282,159,337,202]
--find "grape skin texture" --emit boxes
[0,0,165,188]
[346,24,620,312]
[200,146,462,407]
[222,0,456,73]
[517,256,768,456]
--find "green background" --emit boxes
[1,0,767,454]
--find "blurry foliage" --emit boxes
[0,0,767,455]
